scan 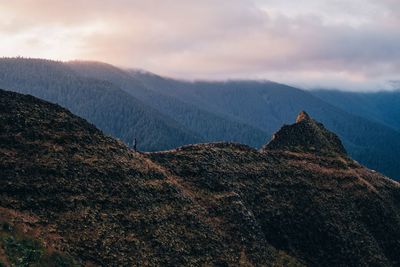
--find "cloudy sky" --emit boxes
[1,0,399,91]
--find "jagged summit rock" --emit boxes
[296,110,312,123]
[263,111,347,155]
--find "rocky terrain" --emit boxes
[262,111,347,155]
[1,89,400,266]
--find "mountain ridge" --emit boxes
[2,89,400,266]
[312,89,400,132]
[1,58,400,179]
[0,58,201,151]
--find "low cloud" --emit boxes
[0,0,399,91]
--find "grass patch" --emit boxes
[1,236,42,266]
[0,222,79,267]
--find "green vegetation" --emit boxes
[1,236,42,266]
[0,222,78,267]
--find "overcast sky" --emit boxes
[1,0,399,91]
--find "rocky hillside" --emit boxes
[1,89,400,266]
[263,111,347,155]
[150,117,400,266]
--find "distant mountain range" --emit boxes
[1,58,399,180]
[312,89,400,132]
[2,88,400,266]
[0,58,200,151]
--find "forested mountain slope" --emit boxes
[0,58,200,151]
[312,89,400,131]
[68,61,268,148]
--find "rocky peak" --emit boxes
[296,110,312,123]
[263,111,347,155]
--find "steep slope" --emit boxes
[0,213,78,267]
[150,113,400,267]
[67,61,268,147]
[0,58,200,151]
[263,111,346,155]
[312,89,400,132]
[0,89,302,266]
[2,89,400,266]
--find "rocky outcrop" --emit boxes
[263,111,347,155]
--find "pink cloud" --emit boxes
[0,0,399,90]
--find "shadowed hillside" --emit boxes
[0,58,200,151]
[67,61,269,148]
[2,89,400,266]
[1,58,400,179]
[151,117,400,266]
[129,70,400,180]
[0,89,299,266]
